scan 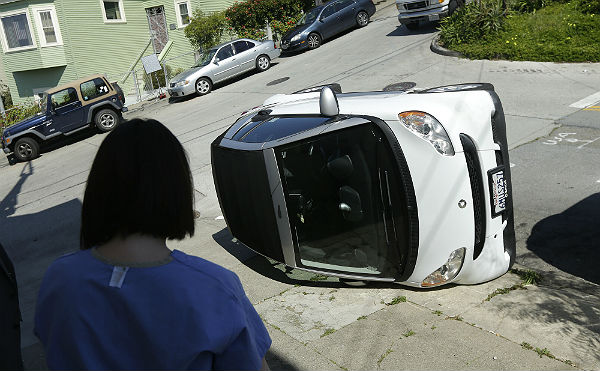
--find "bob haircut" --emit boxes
[80,119,195,249]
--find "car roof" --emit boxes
[211,38,260,50]
[45,74,108,95]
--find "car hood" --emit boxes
[3,113,47,137]
[172,67,204,82]
[283,24,312,40]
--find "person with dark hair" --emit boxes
[0,243,24,371]
[34,119,271,370]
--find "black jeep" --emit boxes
[1,74,127,162]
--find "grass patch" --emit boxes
[386,296,407,305]
[321,328,336,337]
[403,330,416,337]
[441,1,600,62]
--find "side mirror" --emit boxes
[213,58,220,64]
[319,17,325,22]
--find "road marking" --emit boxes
[583,106,600,111]
[570,92,600,108]
[577,136,600,149]
[510,163,515,168]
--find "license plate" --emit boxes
[488,167,507,216]
[429,14,440,21]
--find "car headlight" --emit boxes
[421,247,465,287]
[175,80,190,87]
[398,111,455,156]
[291,34,301,42]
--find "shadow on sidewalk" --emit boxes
[526,192,600,285]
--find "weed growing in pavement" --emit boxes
[521,342,533,350]
[535,347,555,359]
[357,315,367,320]
[511,268,543,285]
[321,328,336,337]
[403,330,415,337]
[377,348,393,366]
[446,315,463,321]
[309,274,328,282]
[433,310,443,316]
[431,325,437,330]
[485,284,527,301]
[386,296,407,305]
[328,296,335,301]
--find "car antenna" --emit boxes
[319,86,339,117]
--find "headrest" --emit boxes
[327,155,353,180]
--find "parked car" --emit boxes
[396,0,465,30]
[280,0,376,52]
[1,74,127,162]
[211,83,515,288]
[168,39,281,98]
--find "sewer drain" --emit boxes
[383,82,417,92]
[267,77,290,86]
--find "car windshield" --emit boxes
[297,7,322,26]
[193,49,217,67]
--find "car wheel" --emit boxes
[356,11,369,27]
[94,108,119,133]
[405,22,419,30]
[256,55,271,72]
[13,137,39,162]
[307,33,321,49]
[195,77,212,96]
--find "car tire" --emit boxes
[256,55,271,72]
[195,77,212,96]
[405,22,419,30]
[13,137,39,162]
[94,108,119,133]
[356,11,369,27]
[307,33,321,49]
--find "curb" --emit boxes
[430,33,465,58]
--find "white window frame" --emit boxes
[100,0,127,23]
[32,5,63,47]
[174,0,191,28]
[0,8,37,53]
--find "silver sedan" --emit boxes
[168,38,281,97]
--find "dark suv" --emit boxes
[1,74,127,162]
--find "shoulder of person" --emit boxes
[171,250,245,295]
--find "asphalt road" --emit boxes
[1,3,599,369]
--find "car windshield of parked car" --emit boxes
[297,7,322,25]
[194,49,217,67]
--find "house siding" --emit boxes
[1,0,237,104]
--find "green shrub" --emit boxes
[225,0,313,41]
[185,10,228,51]
[439,0,507,47]
[1,101,41,136]
[576,0,600,13]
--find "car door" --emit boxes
[212,44,239,82]
[335,0,358,31]
[233,40,258,73]
[318,3,340,39]
[48,87,85,133]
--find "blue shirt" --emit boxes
[34,249,271,370]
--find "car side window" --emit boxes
[80,78,110,101]
[321,5,335,19]
[233,41,250,54]
[245,41,256,49]
[50,88,78,109]
[216,44,234,61]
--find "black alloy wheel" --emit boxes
[307,33,321,49]
[13,137,39,162]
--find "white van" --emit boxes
[395,0,464,29]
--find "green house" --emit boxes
[0,0,235,105]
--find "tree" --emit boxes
[184,10,227,52]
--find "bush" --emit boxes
[185,10,228,51]
[225,0,313,40]
[1,101,41,136]
[439,0,507,47]
[576,0,600,13]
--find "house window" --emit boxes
[101,0,126,22]
[174,0,191,28]
[32,5,63,47]
[0,11,35,51]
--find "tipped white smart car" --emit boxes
[211,83,515,288]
